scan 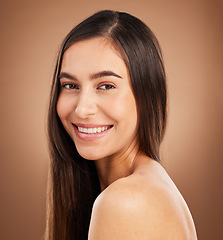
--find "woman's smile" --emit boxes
[73,123,114,140]
[76,124,112,134]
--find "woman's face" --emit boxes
[57,37,138,160]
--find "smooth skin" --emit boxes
[57,37,197,240]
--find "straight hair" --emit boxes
[46,10,167,240]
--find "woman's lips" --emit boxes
[73,123,113,140]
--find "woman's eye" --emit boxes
[98,84,115,90]
[62,83,79,89]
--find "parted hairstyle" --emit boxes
[46,10,167,240]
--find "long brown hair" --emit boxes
[46,10,167,240]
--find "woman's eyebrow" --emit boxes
[58,72,76,80]
[90,71,122,80]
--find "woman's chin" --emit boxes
[76,148,104,161]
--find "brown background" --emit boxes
[0,0,222,239]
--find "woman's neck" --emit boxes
[94,141,139,191]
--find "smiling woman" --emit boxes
[45,10,197,240]
[57,38,138,161]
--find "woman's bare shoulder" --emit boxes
[88,158,197,240]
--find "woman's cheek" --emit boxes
[57,94,75,119]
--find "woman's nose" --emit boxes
[75,91,98,119]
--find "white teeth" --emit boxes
[89,128,93,134]
[77,126,109,134]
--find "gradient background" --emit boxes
[0,0,222,239]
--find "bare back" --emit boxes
[88,156,197,240]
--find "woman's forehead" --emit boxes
[61,37,127,77]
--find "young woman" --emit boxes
[46,10,197,240]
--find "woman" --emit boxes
[46,10,197,240]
